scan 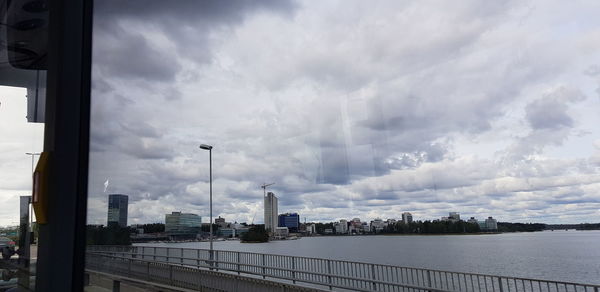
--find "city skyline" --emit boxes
[2,1,600,226]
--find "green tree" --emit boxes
[241,226,269,243]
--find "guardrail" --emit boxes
[87,245,600,292]
[86,253,323,292]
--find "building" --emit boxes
[371,218,385,233]
[107,194,128,227]
[402,212,413,224]
[264,192,278,232]
[305,224,316,235]
[467,217,478,224]
[448,212,460,221]
[361,222,370,233]
[215,216,228,228]
[476,217,498,231]
[219,228,235,238]
[215,216,225,224]
[349,218,362,234]
[165,212,202,235]
[278,213,300,232]
[274,227,289,239]
[334,219,348,234]
[484,217,498,230]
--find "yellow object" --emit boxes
[32,151,51,224]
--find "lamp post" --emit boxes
[199,144,213,264]
[25,152,41,173]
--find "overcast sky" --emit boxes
[2,1,600,226]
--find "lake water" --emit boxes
[137,230,600,285]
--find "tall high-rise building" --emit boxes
[107,194,128,227]
[264,192,278,232]
[402,212,413,224]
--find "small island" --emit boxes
[240,226,269,243]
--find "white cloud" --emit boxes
[3,1,600,226]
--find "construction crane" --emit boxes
[260,182,275,197]
[251,209,257,225]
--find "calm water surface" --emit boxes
[138,230,600,285]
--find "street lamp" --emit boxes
[25,152,41,173]
[199,144,213,264]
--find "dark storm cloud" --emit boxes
[92,0,297,82]
[94,30,181,82]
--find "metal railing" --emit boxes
[86,253,322,292]
[87,245,600,292]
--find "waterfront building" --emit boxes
[278,213,300,232]
[449,212,460,222]
[107,194,128,227]
[402,212,413,224]
[371,218,385,233]
[324,228,333,234]
[349,218,362,234]
[274,227,289,239]
[306,224,316,235]
[477,217,498,231]
[165,212,201,235]
[362,222,370,233]
[485,217,498,230]
[467,217,478,224]
[264,192,278,232]
[334,219,348,234]
[215,216,228,228]
[219,228,235,238]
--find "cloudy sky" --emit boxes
[2,1,600,226]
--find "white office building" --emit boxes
[402,212,413,224]
[335,219,348,234]
[264,192,278,232]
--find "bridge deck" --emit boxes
[87,246,600,292]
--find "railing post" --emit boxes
[292,257,296,284]
[215,250,219,271]
[147,261,151,281]
[169,264,173,285]
[262,254,266,279]
[328,260,333,290]
[237,252,241,275]
[498,277,504,292]
[128,258,131,276]
[427,270,433,292]
[371,264,377,291]
[197,249,200,267]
